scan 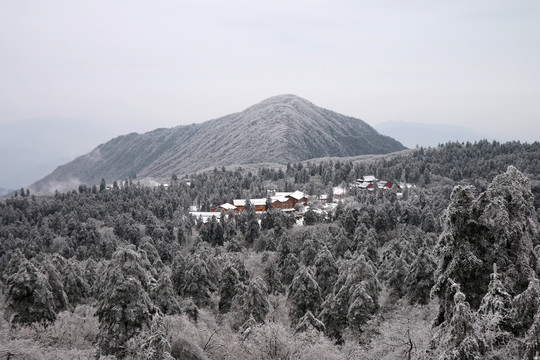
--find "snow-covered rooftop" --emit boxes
[218,203,236,210]
[271,196,289,203]
[362,175,378,182]
[233,198,267,206]
[288,190,306,200]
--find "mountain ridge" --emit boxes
[31,95,406,192]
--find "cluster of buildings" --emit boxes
[189,191,308,224]
[353,175,396,191]
[190,175,415,223]
[211,190,308,213]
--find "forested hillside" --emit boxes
[1,140,539,359]
[31,95,405,193]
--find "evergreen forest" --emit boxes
[1,140,540,359]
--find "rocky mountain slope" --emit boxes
[31,95,405,192]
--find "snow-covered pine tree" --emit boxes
[96,246,156,359]
[440,280,486,360]
[404,246,436,305]
[242,276,269,324]
[4,253,57,325]
[313,246,338,298]
[151,272,182,316]
[219,262,242,313]
[39,257,70,313]
[288,266,322,327]
[433,166,539,325]
[263,259,284,295]
[182,256,213,307]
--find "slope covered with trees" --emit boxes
[1,140,539,359]
[31,94,405,193]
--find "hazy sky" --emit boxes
[1,0,539,142]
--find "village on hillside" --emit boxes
[189,175,414,223]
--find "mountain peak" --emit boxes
[31,96,405,193]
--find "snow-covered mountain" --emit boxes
[31,95,405,192]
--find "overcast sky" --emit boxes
[1,0,539,143]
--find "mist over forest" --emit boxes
[1,140,540,359]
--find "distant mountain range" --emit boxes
[374,121,489,148]
[31,95,405,193]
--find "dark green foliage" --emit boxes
[320,254,379,339]
[200,216,224,246]
[404,247,436,305]
[0,140,539,358]
[478,264,512,322]
[242,277,269,324]
[281,253,300,286]
[510,279,540,337]
[303,208,321,225]
[219,263,242,313]
[40,258,70,313]
[300,238,317,266]
[440,282,486,360]
[182,256,214,308]
[288,266,322,327]
[263,259,284,295]
[151,272,182,316]
[329,226,352,259]
[433,166,539,325]
[171,254,188,296]
[96,246,156,359]
[238,199,260,246]
[313,246,338,298]
[183,298,199,323]
[226,233,246,252]
[51,254,90,305]
[4,253,57,325]
[254,230,277,252]
[387,255,409,299]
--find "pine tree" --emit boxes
[319,254,379,339]
[440,280,486,360]
[4,255,57,325]
[294,310,325,334]
[242,277,269,324]
[510,279,540,340]
[347,284,376,333]
[40,258,70,313]
[387,255,409,300]
[314,246,338,298]
[51,254,90,305]
[96,246,156,359]
[300,238,317,266]
[281,253,300,286]
[182,256,213,307]
[404,246,436,305]
[433,167,539,325]
[241,199,260,246]
[171,254,188,296]
[263,259,284,295]
[151,272,182,316]
[219,263,242,313]
[288,266,322,327]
